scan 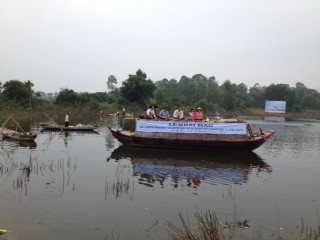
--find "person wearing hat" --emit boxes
[195,107,204,121]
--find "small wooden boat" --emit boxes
[1,128,37,142]
[1,116,37,142]
[41,112,98,132]
[41,124,98,132]
[109,118,275,152]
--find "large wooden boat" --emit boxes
[41,124,98,132]
[109,118,275,152]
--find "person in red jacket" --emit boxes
[195,107,204,121]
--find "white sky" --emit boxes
[1,0,319,93]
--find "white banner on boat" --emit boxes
[136,121,247,135]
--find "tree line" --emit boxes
[1,69,320,115]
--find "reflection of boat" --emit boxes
[109,119,275,152]
[41,124,98,132]
[1,138,37,148]
[109,146,271,185]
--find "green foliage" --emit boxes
[266,84,295,110]
[2,80,34,107]
[107,75,118,92]
[89,92,108,103]
[249,83,266,108]
[155,78,184,107]
[120,69,156,106]
[1,71,320,118]
[220,80,237,111]
[55,88,89,106]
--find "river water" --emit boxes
[0,117,319,239]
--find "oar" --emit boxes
[43,112,59,125]
[9,115,27,134]
[43,112,64,131]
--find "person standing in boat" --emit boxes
[195,107,204,121]
[64,113,70,127]
[173,106,184,120]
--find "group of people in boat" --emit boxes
[142,105,206,121]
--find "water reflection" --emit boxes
[264,116,285,137]
[108,146,272,188]
[64,132,69,147]
[0,139,37,149]
[0,147,77,198]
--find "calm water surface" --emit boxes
[0,118,319,239]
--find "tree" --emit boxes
[120,69,156,105]
[249,83,266,108]
[236,83,250,109]
[107,75,118,92]
[154,78,183,108]
[265,84,295,110]
[55,88,88,106]
[220,80,237,111]
[301,90,320,110]
[2,80,34,107]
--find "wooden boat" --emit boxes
[1,128,37,142]
[41,112,98,132]
[108,118,275,152]
[0,116,37,142]
[41,124,98,132]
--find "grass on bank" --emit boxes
[168,210,320,240]
[1,103,320,128]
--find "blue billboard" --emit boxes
[265,101,286,114]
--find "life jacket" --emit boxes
[195,111,203,120]
[65,115,70,122]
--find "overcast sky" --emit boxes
[1,0,319,93]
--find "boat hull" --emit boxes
[109,128,275,152]
[1,130,37,142]
[41,125,98,132]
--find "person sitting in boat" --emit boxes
[145,105,157,119]
[173,106,184,120]
[188,108,195,121]
[64,113,70,127]
[195,107,204,121]
[212,112,222,120]
[158,107,170,120]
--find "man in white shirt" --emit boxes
[146,105,156,119]
[173,106,184,120]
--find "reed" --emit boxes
[168,209,320,240]
[168,210,225,240]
